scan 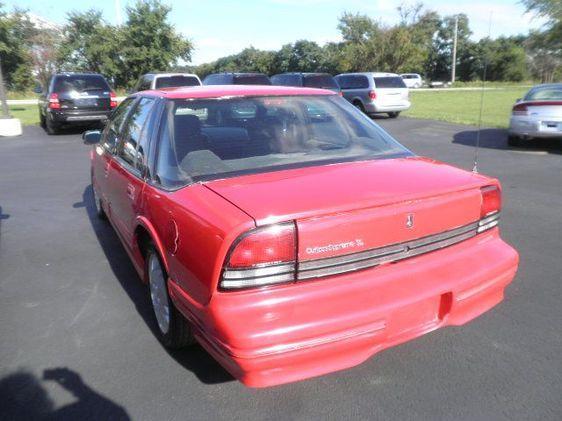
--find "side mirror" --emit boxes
[33,84,42,94]
[82,130,102,145]
[515,98,522,103]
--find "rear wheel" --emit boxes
[91,180,106,220]
[45,114,61,135]
[147,246,194,349]
[388,112,400,118]
[353,100,365,113]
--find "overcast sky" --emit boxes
[12,0,546,65]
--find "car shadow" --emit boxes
[0,367,130,420]
[453,128,562,155]
[73,185,233,385]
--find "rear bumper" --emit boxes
[170,229,518,387]
[49,109,111,123]
[365,101,411,114]
[509,116,562,138]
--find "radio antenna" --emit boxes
[473,12,493,173]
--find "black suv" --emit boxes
[202,72,271,86]
[38,72,116,134]
[270,73,341,93]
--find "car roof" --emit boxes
[54,72,104,77]
[336,72,400,77]
[138,85,336,99]
[275,72,334,76]
[207,72,267,76]
[530,83,562,89]
[145,72,200,78]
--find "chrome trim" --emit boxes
[222,263,295,279]
[220,271,295,289]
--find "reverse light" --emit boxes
[110,91,118,108]
[368,90,377,100]
[221,222,296,290]
[48,93,61,109]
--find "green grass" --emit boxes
[9,105,39,126]
[404,87,528,128]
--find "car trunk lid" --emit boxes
[204,157,493,262]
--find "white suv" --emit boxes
[400,73,423,89]
[134,73,202,92]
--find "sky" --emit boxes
[10,0,547,65]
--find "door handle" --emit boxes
[126,184,135,199]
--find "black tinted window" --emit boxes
[118,98,156,168]
[155,76,200,89]
[525,86,562,101]
[303,75,338,89]
[233,75,271,85]
[338,75,369,89]
[53,75,110,93]
[374,77,406,89]
[103,98,136,151]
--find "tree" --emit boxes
[30,27,63,89]
[274,40,325,73]
[121,0,193,87]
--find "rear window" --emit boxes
[303,75,338,89]
[233,75,271,85]
[155,76,200,89]
[155,95,410,188]
[53,75,110,93]
[525,86,562,101]
[374,77,407,89]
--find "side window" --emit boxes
[103,98,136,152]
[117,97,156,169]
[357,76,369,89]
[338,76,350,89]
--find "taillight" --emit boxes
[338,91,343,97]
[512,103,528,116]
[48,93,60,110]
[110,91,118,108]
[478,185,501,233]
[221,222,296,290]
[368,90,377,100]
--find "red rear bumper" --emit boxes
[170,229,518,387]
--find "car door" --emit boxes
[93,98,137,210]
[106,97,157,247]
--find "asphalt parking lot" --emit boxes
[1,119,561,420]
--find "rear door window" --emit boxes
[117,98,156,169]
[374,77,407,89]
[103,98,136,152]
[155,76,201,89]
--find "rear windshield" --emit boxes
[374,77,407,89]
[155,76,200,89]
[233,75,272,85]
[53,75,110,93]
[525,86,562,101]
[303,75,339,89]
[155,95,411,188]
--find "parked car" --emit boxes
[37,72,117,135]
[335,72,410,118]
[87,85,518,388]
[400,73,424,88]
[271,72,341,93]
[508,83,562,147]
[203,72,271,85]
[133,73,201,92]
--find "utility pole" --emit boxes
[115,0,122,25]
[0,55,11,118]
[451,15,458,84]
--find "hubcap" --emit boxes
[148,253,170,334]
[93,187,102,214]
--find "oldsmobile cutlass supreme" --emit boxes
[87,85,519,387]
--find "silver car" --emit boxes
[335,72,411,118]
[508,83,562,147]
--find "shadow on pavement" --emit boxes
[73,185,233,385]
[0,367,130,421]
[453,128,562,154]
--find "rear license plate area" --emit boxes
[389,293,451,337]
[542,121,562,131]
[76,98,98,107]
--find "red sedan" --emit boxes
[87,85,519,387]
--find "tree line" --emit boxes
[0,0,560,92]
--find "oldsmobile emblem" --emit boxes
[406,213,415,229]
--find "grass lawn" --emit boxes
[9,105,39,126]
[404,87,528,128]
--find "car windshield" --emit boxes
[53,75,110,92]
[374,77,407,89]
[233,75,271,85]
[155,95,411,188]
[525,86,562,101]
[155,76,200,89]
[303,75,339,89]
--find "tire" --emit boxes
[353,100,365,113]
[146,246,194,349]
[508,135,524,147]
[39,112,46,128]
[45,114,61,135]
[388,112,400,118]
[91,180,107,220]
